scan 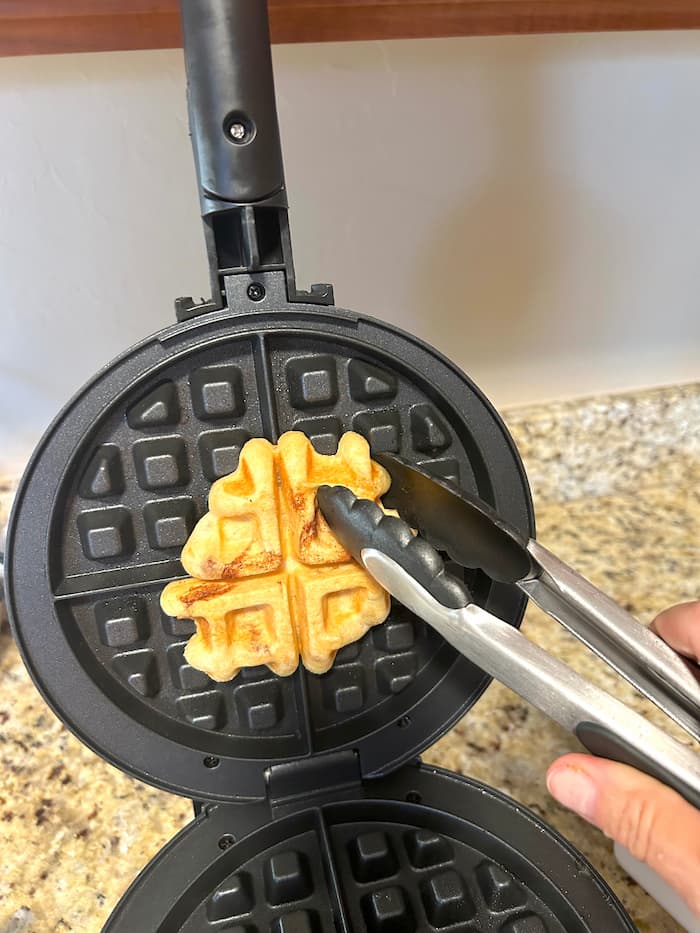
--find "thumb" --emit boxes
[547,754,700,917]
[652,600,700,661]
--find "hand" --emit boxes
[546,601,700,918]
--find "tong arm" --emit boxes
[363,548,700,811]
[522,540,700,743]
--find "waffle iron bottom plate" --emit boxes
[105,765,636,932]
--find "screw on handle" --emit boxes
[575,721,700,811]
[316,486,471,610]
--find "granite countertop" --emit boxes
[1,383,698,932]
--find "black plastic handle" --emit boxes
[180,0,286,212]
[575,721,700,811]
[316,486,471,610]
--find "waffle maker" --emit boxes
[6,2,639,930]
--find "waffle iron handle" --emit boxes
[180,0,285,211]
[178,0,334,315]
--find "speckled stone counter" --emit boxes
[1,383,698,932]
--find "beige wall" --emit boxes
[1,31,700,471]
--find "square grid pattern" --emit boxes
[182,820,561,932]
[331,823,558,932]
[183,829,335,933]
[54,338,480,747]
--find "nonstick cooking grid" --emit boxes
[103,770,636,933]
[51,328,520,780]
[182,816,564,932]
[11,310,532,803]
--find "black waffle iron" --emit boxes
[6,2,638,930]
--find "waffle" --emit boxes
[160,431,392,681]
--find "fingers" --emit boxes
[547,754,700,917]
[547,600,700,916]
[652,601,700,661]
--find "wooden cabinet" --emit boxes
[2,1,699,57]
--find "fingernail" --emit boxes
[547,767,598,822]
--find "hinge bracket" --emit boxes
[266,750,362,817]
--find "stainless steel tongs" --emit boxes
[316,456,700,810]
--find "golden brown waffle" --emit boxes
[160,431,391,681]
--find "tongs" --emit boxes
[316,455,700,809]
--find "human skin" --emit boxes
[546,601,700,918]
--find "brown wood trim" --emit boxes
[2,1,700,58]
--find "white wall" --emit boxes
[2,31,700,472]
